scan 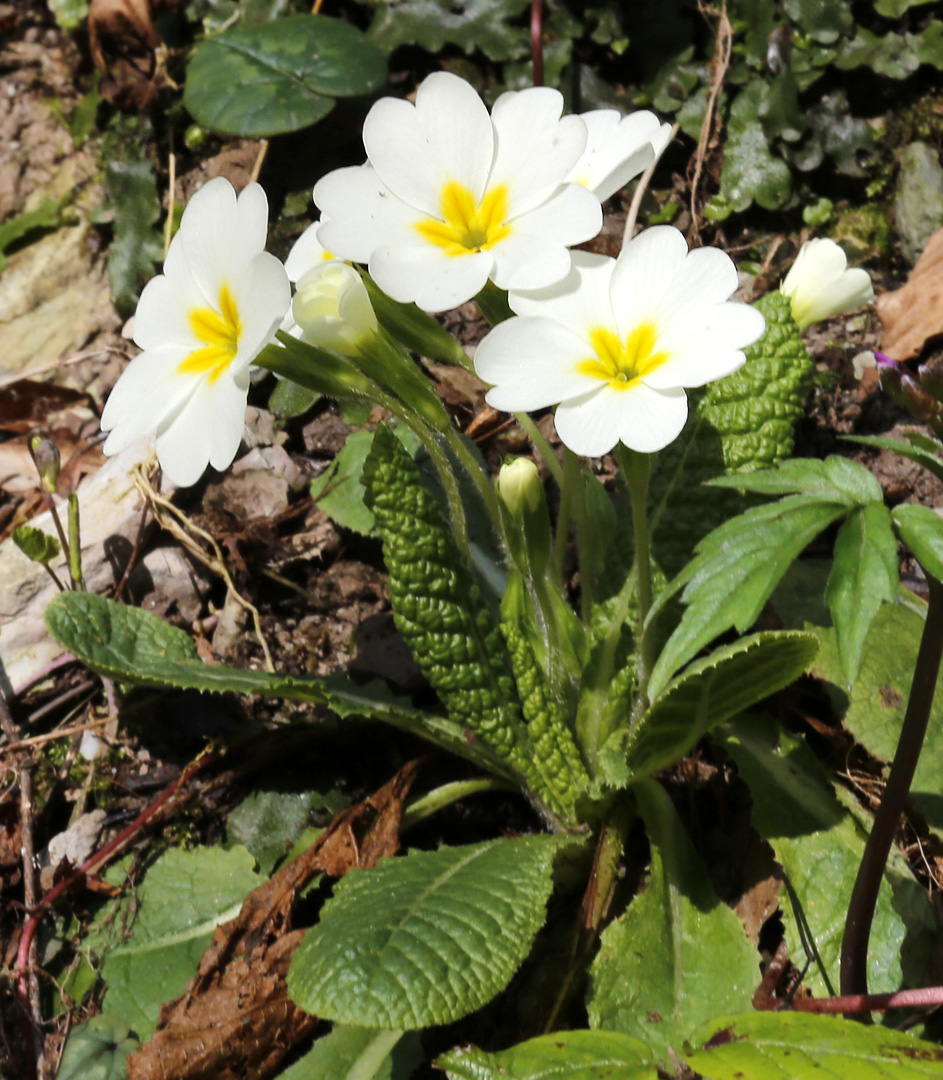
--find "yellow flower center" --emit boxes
[178,283,242,383]
[577,322,669,391]
[415,181,512,256]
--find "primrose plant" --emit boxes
[43,69,943,1076]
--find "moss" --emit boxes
[831,202,891,259]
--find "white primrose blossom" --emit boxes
[289,261,378,356]
[474,226,766,458]
[780,237,874,330]
[101,177,290,486]
[313,71,603,312]
[566,109,673,202]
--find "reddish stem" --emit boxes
[530,0,544,87]
[14,755,215,1079]
[791,985,943,1014]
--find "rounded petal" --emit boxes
[507,251,615,336]
[489,90,587,218]
[781,238,874,328]
[133,273,194,351]
[285,220,337,282]
[370,243,492,311]
[644,302,765,389]
[554,381,688,456]
[476,316,599,410]
[101,344,199,451]
[568,109,660,201]
[608,225,691,333]
[363,72,493,215]
[315,166,426,263]
[490,185,602,291]
[230,250,291,371]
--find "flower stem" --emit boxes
[514,412,564,488]
[616,446,654,698]
[401,777,517,830]
[840,574,943,998]
[562,449,596,623]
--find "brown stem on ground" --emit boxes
[840,575,943,999]
[530,0,544,87]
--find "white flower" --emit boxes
[101,178,290,487]
[284,218,337,282]
[780,237,874,330]
[566,109,672,202]
[474,226,766,457]
[289,261,378,355]
[313,71,602,312]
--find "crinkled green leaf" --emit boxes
[12,524,60,566]
[184,15,387,137]
[310,427,420,536]
[356,0,530,59]
[588,781,757,1062]
[649,290,814,580]
[825,502,898,688]
[287,836,570,1029]
[719,716,935,996]
[280,1027,422,1080]
[710,454,883,504]
[808,601,943,830]
[687,1011,943,1078]
[44,591,511,777]
[649,497,847,697]
[893,503,943,583]
[57,1016,139,1080]
[438,1031,656,1080]
[101,846,262,1039]
[627,631,817,779]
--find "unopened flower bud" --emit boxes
[292,262,378,357]
[780,238,874,329]
[28,430,60,494]
[496,458,551,576]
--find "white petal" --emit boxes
[507,251,615,336]
[476,316,599,410]
[489,89,588,218]
[315,166,426,262]
[554,381,688,456]
[363,72,493,216]
[551,385,621,457]
[101,344,198,451]
[133,274,193,351]
[285,220,337,282]
[608,225,690,333]
[644,302,764,389]
[230,251,291,371]
[781,238,874,328]
[370,243,493,311]
[568,109,661,201]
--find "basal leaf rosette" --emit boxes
[474,226,766,456]
[100,177,290,486]
[314,71,606,312]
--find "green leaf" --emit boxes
[357,0,530,60]
[0,198,62,271]
[184,15,387,137]
[627,631,817,779]
[893,503,943,583]
[825,502,898,688]
[362,427,546,795]
[12,525,60,566]
[719,716,935,996]
[649,289,814,580]
[836,24,943,80]
[438,1031,657,1080]
[280,1028,422,1080]
[101,846,262,1039]
[57,1016,139,1080]
[807,602,943,830]
[846,433,943,489]
[649,497,847,697]
[227,787,346,876]
[687,1011,943,1078]
[782,0,851,43]
[588,781,757,1062]
[874,0,937,14]
[310,427,421,536]
[47,0,89,30]
[268,378,320,419]
[287,835,570,1029]
[44,591,514,778]
[710,454,883,504]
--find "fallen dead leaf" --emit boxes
[125,760,420,1080]
[877,227,943,360]
[89,0,176,107]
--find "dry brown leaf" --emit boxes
[877,227,943,360]
[125,759,420,1080]
[89,0,176,107]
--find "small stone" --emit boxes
[894,142,943,266]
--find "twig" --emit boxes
[530,0,544,87]
[164,151,176,259]
[841,575,943,998]
[623,123,679,245]
[2,712,116,754]
[25,682,96,728]
[688,0,732,245]
[249,140,269,185]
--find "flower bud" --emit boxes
[496,458,551,576]
[28,430,60,494]
[780,238,874,330]
[292,262,378,356]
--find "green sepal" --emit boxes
[361,272,469,367]
[257,333,376,400]
[362,426,548,800]
[355,329,453,433]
